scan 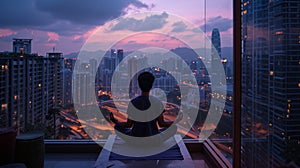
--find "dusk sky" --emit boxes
[0,0,233,55]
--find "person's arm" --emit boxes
[110,112,133,128]
[157,113,172,127]
[116,118,133,128]
[157,111,183,128]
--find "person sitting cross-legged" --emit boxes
[110,72,182,144]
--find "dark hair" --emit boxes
[138,72,155,92]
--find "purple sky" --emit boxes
[0,0,233,55]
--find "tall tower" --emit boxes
[211,28,221,58]
[117,49,124,64]
[211,28,223,85]
[241,0,300,167]
[13,38,32,54]
[47,53,64,107]
[128,56,138,98]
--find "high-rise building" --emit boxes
[98,49,124,91]
[211,28,221,58]
[0,58,9,129]
[13,38,32,54]
[89,58,98,78]
[211,28,224,85]
[47,53,64,107]
[62,68,72,107]
[62,58,76,108]
[72,59,100,106]
[128,56,139,98]
[117,49,124,64]
[128,56,148,97]
[0,52,62,134]
[64,58,76,70]
[73,72,91,106]
[242,0,300,167]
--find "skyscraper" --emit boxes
[117,49,124,64]
[211,28,224,86]
[211,28,221,58]
[242,0,300,167]
[73,72,92,106]
[0,52,62,134]
[47,52,64,107]
[62,58,76,107]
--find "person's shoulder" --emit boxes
[131,96,142,103]
[130,96,145,107]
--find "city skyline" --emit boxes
[0,0,299,167]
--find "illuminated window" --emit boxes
[1,104,7,110]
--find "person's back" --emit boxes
[129,95,162,137]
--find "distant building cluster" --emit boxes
[0,35,235,141]
[96,49,123,91]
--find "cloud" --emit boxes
[47,32,59,42]
[0,29,17,37]
[171,21,187,32]
[200,16,232,32]
[110,12,168,31]
[0,29,50,43]
[0,29,86,54]
[36,21,93,36]
[0,0,149,35]
[35,0,148,25]
[0,0,55,27]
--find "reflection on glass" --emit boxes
[242,0,300,167]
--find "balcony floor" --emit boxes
[45,153,98,168]
[44,152,210,168]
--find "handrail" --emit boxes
[203,139,232,168]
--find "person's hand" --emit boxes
[174,112,183,124]
[110,112,118,124]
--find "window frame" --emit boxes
[233,0,242,168]
[44,1,242,167]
